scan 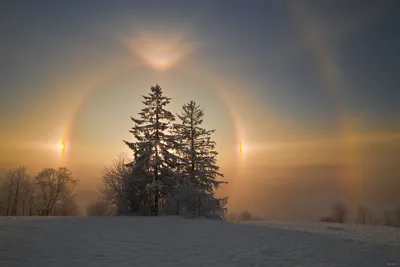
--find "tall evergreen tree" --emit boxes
[174,101,226,216]
[124,85,178,216]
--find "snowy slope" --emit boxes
[0,216,399,267]
[242,220,400,247]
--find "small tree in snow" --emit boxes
[395,205,400,227]
[383,210,394,226]
[356,205,372,225]
[238,210,253,221]
[330,201,348,223]
[87,200,113,216]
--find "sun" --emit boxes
[59,142,66,153]
[239,142,244,155]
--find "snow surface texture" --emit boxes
[0,217,399,267]
[242,220,400,247]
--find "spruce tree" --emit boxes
[174,101,226,217]
[124,85,178,216]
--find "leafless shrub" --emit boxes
[86,200,114,216]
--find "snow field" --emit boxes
[0,216,399,267]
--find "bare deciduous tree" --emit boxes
[330,201,348,223]
[33,167,78,216]
[101,153,131,215]
[53,195,79,216]
[395,205,400,227]
[356,205,372,225]
[0,166,30,216]
[238,210,253,221]
[0,177,5,215]
[86,200,113,216]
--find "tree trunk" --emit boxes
[198,194,201,217]
[154,99,160,216]
[21,201,25,216]
[154,194,159,216]
[6,188,13,216]
[13,184,19,216]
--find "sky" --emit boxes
[1,0,399,219]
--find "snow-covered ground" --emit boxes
[242,220,400,247]
[0,217,399,267]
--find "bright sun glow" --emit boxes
[239,142,244,155]
[124,32,195,71]
[59,142,65,152]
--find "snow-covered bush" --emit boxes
[86,200,115,216]
[238,210,253,221]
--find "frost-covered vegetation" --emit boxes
[0,166,78,216]
[91,85,227,218]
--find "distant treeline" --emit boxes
[319,201,400,227]
[228,201,400,227]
